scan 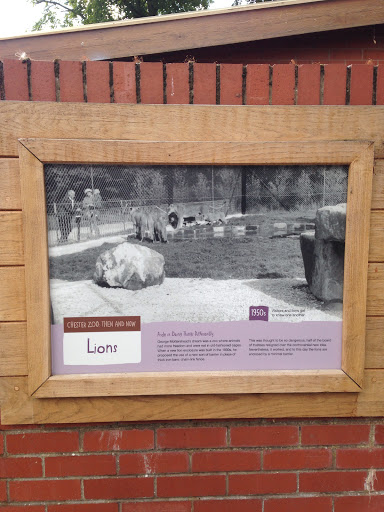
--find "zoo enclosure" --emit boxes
[45,163,348,245]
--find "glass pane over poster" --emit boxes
[45,164,348,375]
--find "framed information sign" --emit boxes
[18,136,373,398]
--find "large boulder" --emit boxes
[311,239,345,301]
[94,242,165,290]
[315,203,346,242]
[300,202,346,302]
[300,231,315,287]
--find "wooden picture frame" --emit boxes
[18,136,374,399]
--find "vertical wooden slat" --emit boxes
[140,62,163,104]
[3,59,29,101]
[193,63,216,105]
[0,323,27,376]
[0,212,24,265]
[112,62,136,104]
[18,145,50,394]
[166,63,189,105]
[350,64,374,105]
[59,61,84,102]
[271,64,295,105]
[220,64,242,105]
[297,64,320,105]
[376,65,384,105]
[0,267,26,321]
[246,64,269,105]
[30,61,56,102]
[323,64,347,105]
[0,160,21,210]
[86,61,110,103]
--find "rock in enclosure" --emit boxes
[94,242,165,290]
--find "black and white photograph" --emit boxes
[46,163,348,325]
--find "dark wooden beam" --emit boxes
[0,0,383,61]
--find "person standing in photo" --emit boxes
[57,189,75,243]
[93,188,102,236]
[82,188,99,238]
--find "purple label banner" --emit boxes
[51,320,342,375]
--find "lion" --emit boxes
[151,208,168,243]
[129,207,155,242]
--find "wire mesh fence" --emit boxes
[44,164,348,246]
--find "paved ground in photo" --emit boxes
[50,277,342,325]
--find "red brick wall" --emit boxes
[1,419,384,511]
[0,60,381,105]
[1,57,384,509]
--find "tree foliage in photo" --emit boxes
[30,0,212,30]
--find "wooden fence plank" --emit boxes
[220,64,243,105]
[2,59,29,101]
[30,61,56,102]
[365,317,384,369]
[0,267,26,322]
[59,61,84,103]
[193,63,216,105]
[323,64,347,105]
[0,212,23,265]
[368,211,384,262]
[140,63,163,104]
[246,64,270,105]
[112,62,136,104]
[86,61,110,103]
[350,64,374,106]
[166,63,190,105]
[3,103,384,158]
[0,323,27,376]
[0,377,357,425]
[377,66,384,106]
[4,370,384,424]
[0,159,20,210]
[297,64,320,105]
[272,64,295,105]
[367,263,384,316]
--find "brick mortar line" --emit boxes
[6,491,384,506]
[3,444,376,456]
[3,469,375,481]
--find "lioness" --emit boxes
[129,207,154,242]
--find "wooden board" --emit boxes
[0,267,26,322]
[20,138,371,165]
[0,0,382,61]
[18,145,51,396]
[0,212,24,265]
[365,317,384,369]
[2,103,384,158]
[0,323,27,376]
[3,370,384,424]
[0,159,21,210]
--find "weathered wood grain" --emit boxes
[1,103,384,157]
[0,212,24,265]
[0,267,26,321]
[365,317,384,369]
[341,144,374,386]
[0,159,21,210]
[20,138,370,165]
[0,0,382,61]
[0,323,27,376]
[4,370,384,424]
[18,145,51,395]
